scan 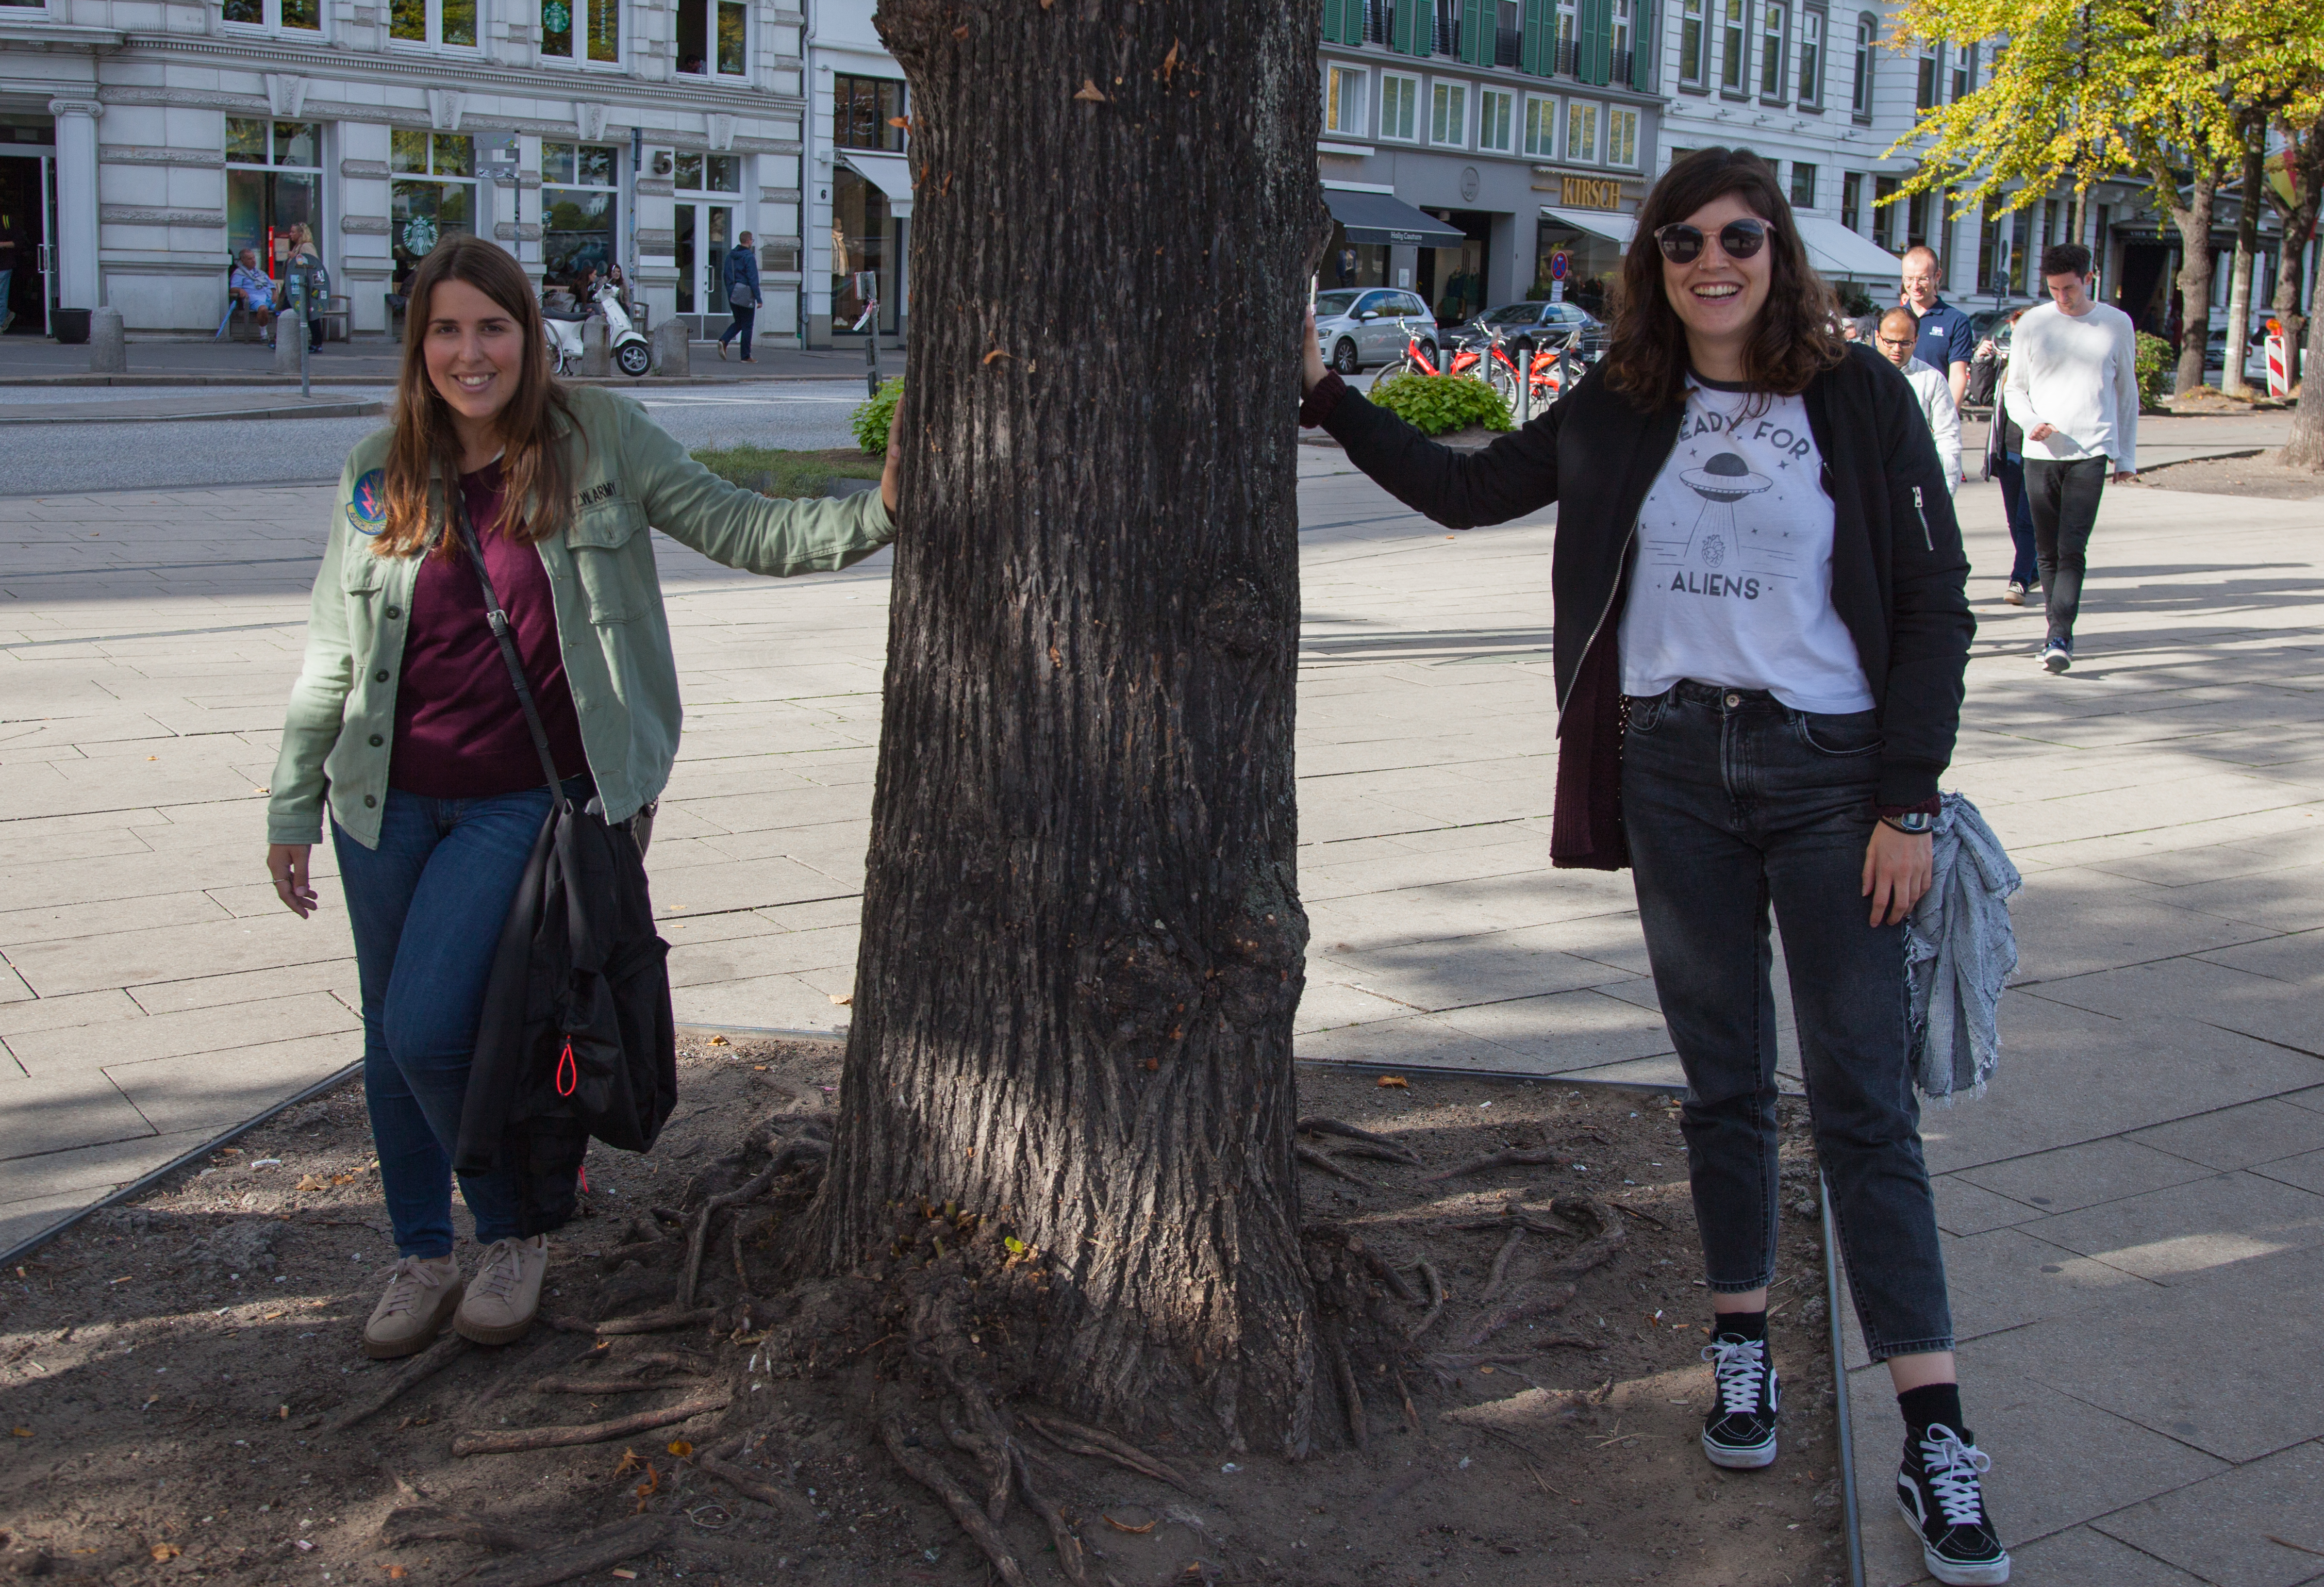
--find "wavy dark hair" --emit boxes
[377,235,576,557]
[1601,146,1846,409]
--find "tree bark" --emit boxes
[2269,112,2324,391]
[807,0,1330,1455]
[2223,137,2263,396]
[2163,164,2219,399]
[2288,267,2324,469]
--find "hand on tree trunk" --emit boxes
[1302,307,1326,394]
[881,413,903,516]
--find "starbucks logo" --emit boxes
[542,0,570,29]
[402,216,439,255]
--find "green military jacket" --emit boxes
[267,384,893,849]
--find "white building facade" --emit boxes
[0,0,811,339]
[799,0,903,348]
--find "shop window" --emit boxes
[225,119,323,281]
[1522,93,1558,157]
[1477,88,1514,153]
[222,0,320,29]
[1760,3,1785,96]
[1535,221,1620,312]
[675,152,742,193]
[1678,0,1706,85]
[831,168,898,335]
[1430,80,1468,145]
[676,0,746,76]
[540,0,618,63]
[1789,160,1814,209]
[390,131,475,291]
[1325,64,1369,137]
[1565,98,1599,162]
[1606,105,1638,167]
[1379,73,1420,140]
[390,0,476,46]
[1852,12,1875,118]
[835,74,907,151]
[541,140,620,282]
[1720,0,1746,91]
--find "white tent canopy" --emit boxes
[1795,217,1903,282]
[837,152,914,219]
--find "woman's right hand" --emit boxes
[1302,307,1326,394]
[268,844,318,919]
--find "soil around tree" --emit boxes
[2132,449,2324,500]
[0,1038,1846,1586]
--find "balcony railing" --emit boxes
[1352,1,1638,85]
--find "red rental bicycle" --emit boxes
[1382,317,1445,379]
[1385,321,1524,412]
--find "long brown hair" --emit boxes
[377,236,576,557]
[1601,147,1846,410]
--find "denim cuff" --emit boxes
[1862,1333,1956,1363]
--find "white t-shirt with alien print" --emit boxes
[1618,372,1874,715]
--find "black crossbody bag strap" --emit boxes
[450,489,567,798]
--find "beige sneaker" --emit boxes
[454,1235,549,1345]
[362,1254,463,1359]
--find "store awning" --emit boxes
[1322,188,1468,248]
[1795,217,1902,281]
[1539,206,1638,248]
[838,152,914,219]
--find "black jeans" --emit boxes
[1993,451,2038,589]
[2024,456,2109,648]
[1623,681,1953,1361]
[720,304,755,358]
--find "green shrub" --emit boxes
[1367,371,1515,436]
[2134,332,2173,410]
[851,377,903,455]
[690,444,882,498]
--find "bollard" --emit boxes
[275,321,304,376]
[650,318,690,377]
[88,307,127,374]
[582,315,611,377]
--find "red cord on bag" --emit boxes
[556,1038,577,1097]
[577,1165,589,1193]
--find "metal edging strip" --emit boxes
[0,1060,364,1270]
[1823,1169,1868,1587]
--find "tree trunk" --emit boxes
[806,0,1329,1454]
[2165,167,2218,399]
[2271,114,2324,390]
[2222,139,2262,396]
[2288,262,2324,469]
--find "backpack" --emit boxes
[446,499,677,1235]
[1962,345,2000,409]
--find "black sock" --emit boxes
[1897,1382,1964,1440]
[1711,1308,1767,1343]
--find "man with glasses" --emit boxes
[1900,245,1973,409]
[2002,242,2139,674]
[1877,307,1962,496]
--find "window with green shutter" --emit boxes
[1520,0,1555,74]
[1576,0,1613,83]
[1323,0,1365,46]
[1392,0,1430,54]
[1460,0,1493,62]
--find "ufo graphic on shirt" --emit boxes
[1648,451,1777,567]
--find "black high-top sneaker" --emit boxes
[1896,1423,2011,1584]
[1698,1335,1780,1469]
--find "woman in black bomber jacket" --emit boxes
[1300,150,2006,1586]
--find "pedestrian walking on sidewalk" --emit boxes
[2002,242,2140,673]
[1300,147,2007,1585]
[1975,312,2041,605]
[263,236,899,1363]
[718,232,760,362]
[1901,245,1974,409]
[1877,306,1963,495]
[287,223,328,355]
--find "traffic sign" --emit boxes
[1549,250,1570,282]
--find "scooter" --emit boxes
[544,278,653,378]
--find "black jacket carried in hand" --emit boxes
[1305,343,1973,868]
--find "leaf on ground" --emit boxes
[707,1035,730,1047]
[150,1544,181,1562]
[1377,1076,1409,1089]
[613,1448,645,1477]
[828,994,852,1006]
[11,1427,30,1437]
[1103,1515,1156,1534]
[296,1175,330,1192]
[666,1441,692,1458]
[635,1463,660,1498]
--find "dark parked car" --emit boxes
[1448,300,1608,359]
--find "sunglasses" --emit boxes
[1654,219,1771,264]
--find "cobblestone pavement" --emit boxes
[3,419,2320,1583]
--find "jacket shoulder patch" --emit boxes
[348,469,387,534]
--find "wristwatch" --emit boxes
[1880,811,1935,835]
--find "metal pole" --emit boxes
[298,268,311,400]
[1822,1169,1867,1587]
[868,309,881,398]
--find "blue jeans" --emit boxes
[1623,682,1953,1361]
[1993,451,2038,589]
[333,780,583,1257]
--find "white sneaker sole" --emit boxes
[1701,1429,1778,1469]
[2041,650,2071,673]
[1897,1494,2011,1584]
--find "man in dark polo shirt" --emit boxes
[1901,245,1972,408]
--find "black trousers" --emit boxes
[720,304,755,359]
[2024,456,2110,649]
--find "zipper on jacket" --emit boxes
[1562,518,1640,715]
[1912,485,1935,551]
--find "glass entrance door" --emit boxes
[0,152,53,336]
[672,200,733,320]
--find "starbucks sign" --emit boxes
[403,216,439,255]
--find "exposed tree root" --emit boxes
[532,1374,705,1395]
[1293,1142,1368,1185]
[1321,1314,1366,1450]
[1018,1410,1199,1495]
[1421,1145,1563,1182]
[584,1307,719,1336]
[328,1335,470,1433]
[1455,1282,1579,1350]
[461,1516,672,1587]
[879,1406,1031,1587]
[1009,1440,1089,1586]
[597,1238,671,1274]
[1425,1341,1606,1370]
[1407,1260,1448,1343]
[1296,1117,1422,1165]
[1611,1199,1670,1231]
[449,1393,730,1456]
[1478,1225,1526,1304]
[375,1506,536,1551]
[678,1138,828,1306]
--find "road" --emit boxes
[0,384,867,497]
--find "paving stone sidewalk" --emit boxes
[4,426,2322,1583]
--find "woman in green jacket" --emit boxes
[263,236,897,1360]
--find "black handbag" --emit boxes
[447,492,677,1236]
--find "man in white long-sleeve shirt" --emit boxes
[1877,308,1963,496]
[2002,241,2140,673]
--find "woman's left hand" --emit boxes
[880,411,902,516]
[1862,822,1933,927]
[1302,307,1326,394]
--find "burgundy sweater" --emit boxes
[388,464,591,799]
